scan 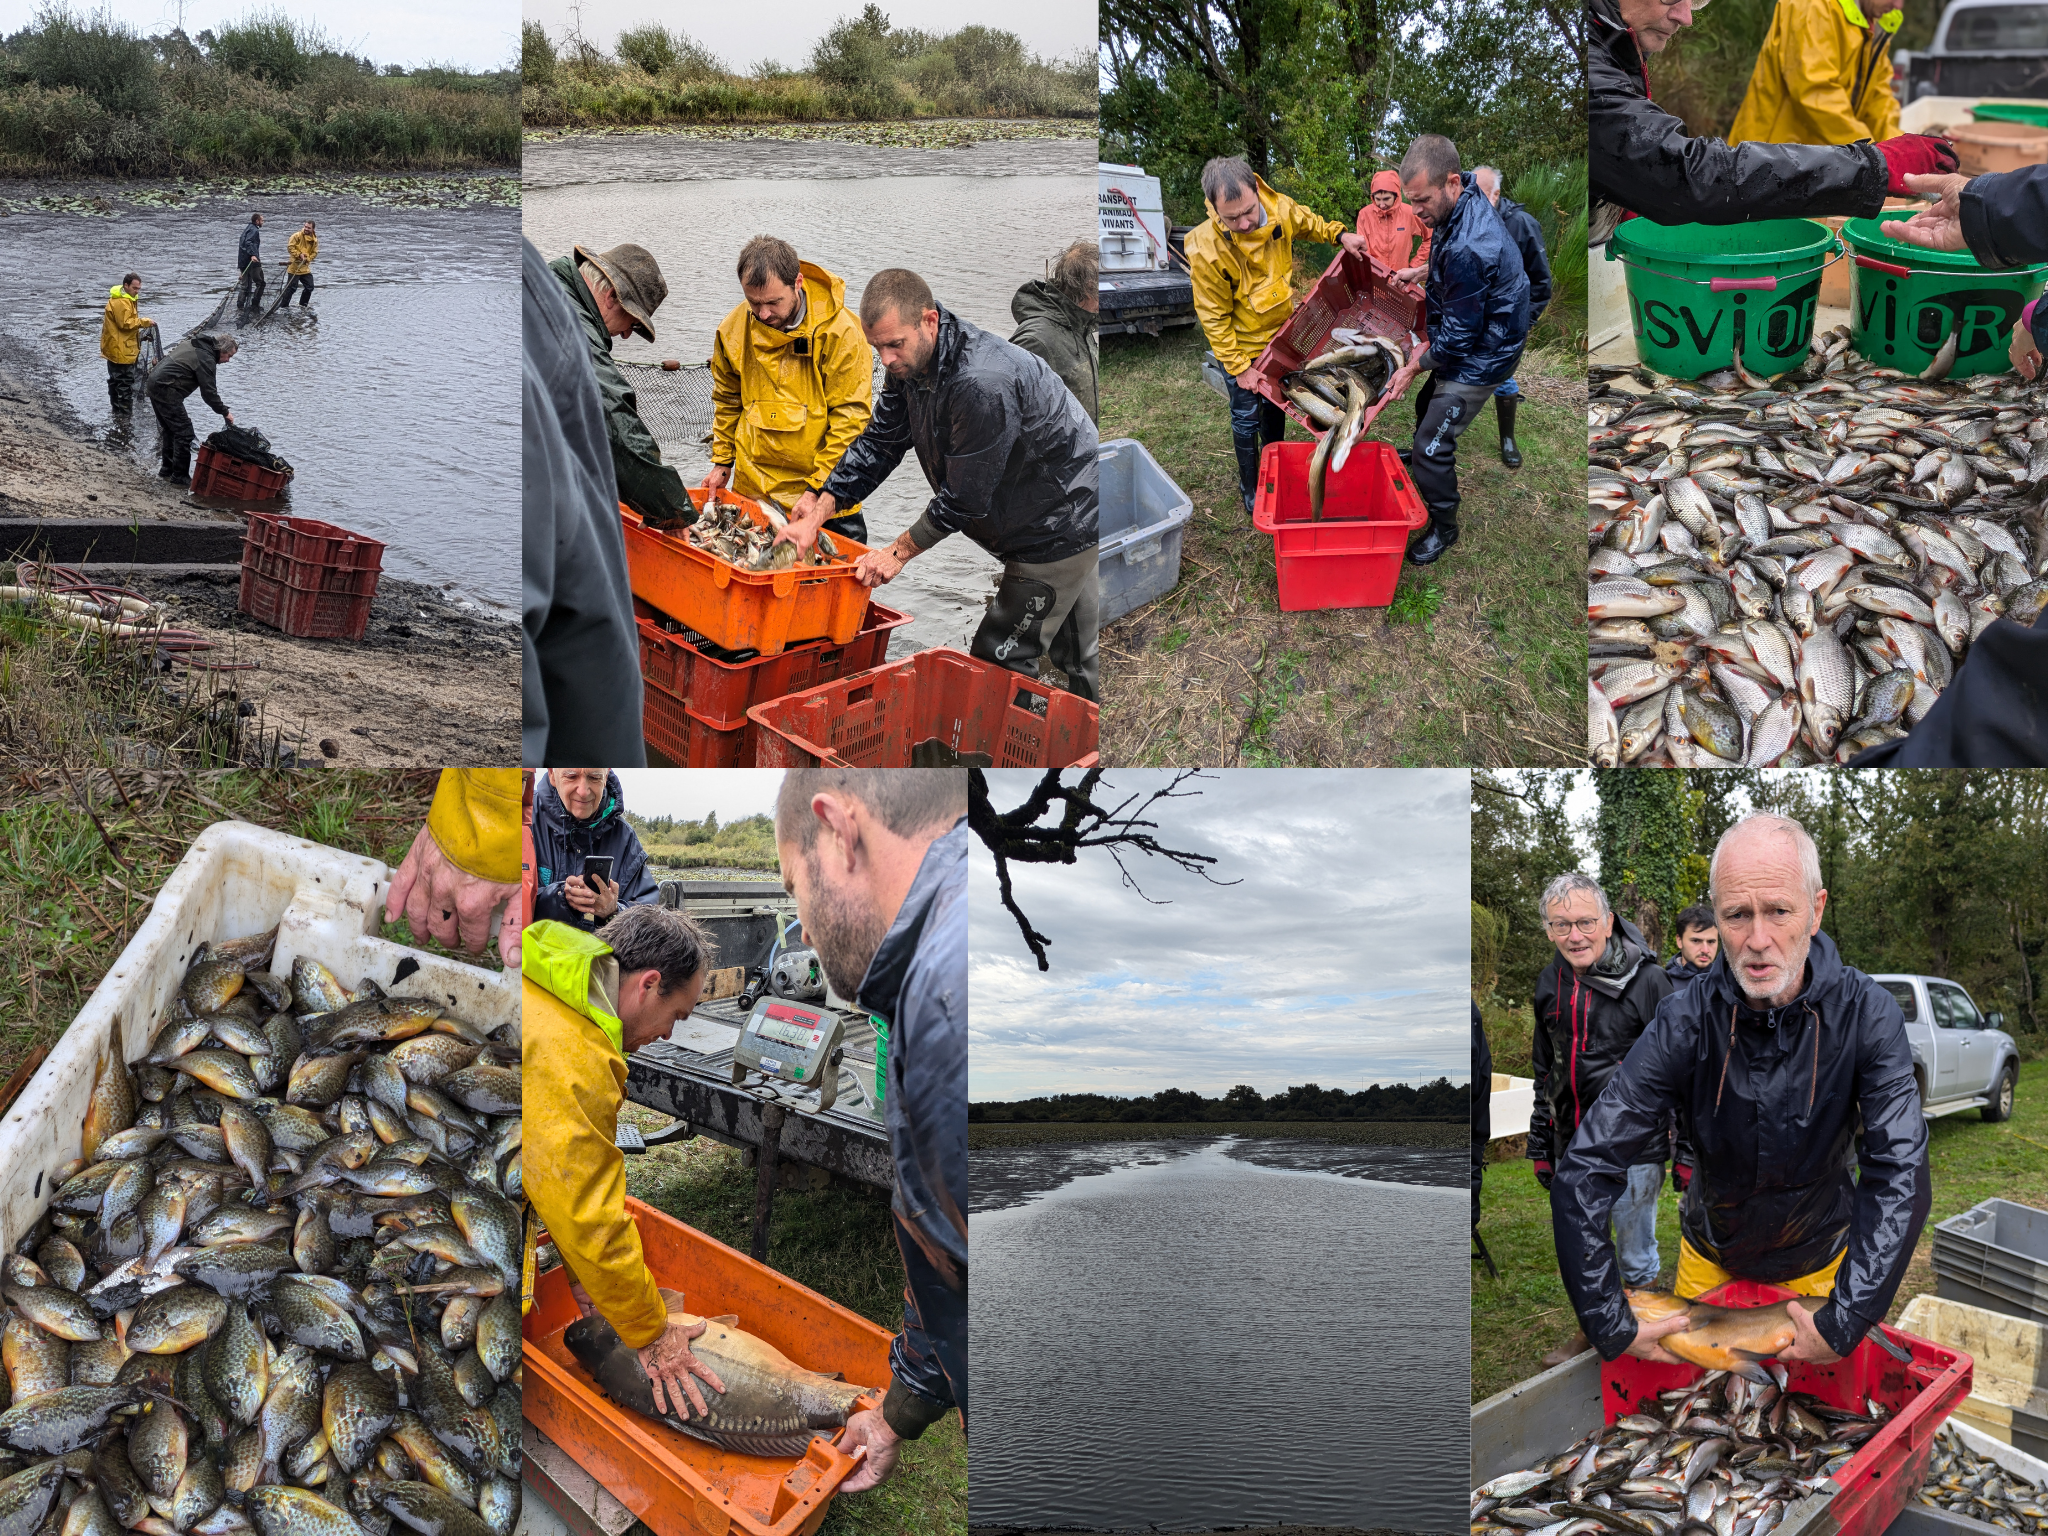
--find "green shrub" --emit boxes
[520,21,555,85]
[809,4,898,94]
[616,24,676,76]
[235,112,294,166]
[210,11,322,91]
[17,5,160,118]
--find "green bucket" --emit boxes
[1843,211,2048,378]
[1609,218,1839,380]
[1971,102,2048,129]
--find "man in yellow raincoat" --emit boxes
[1729,0,1903,151]
[283,220,318,311]
[1184,156,1372,516]
[99,272,153,432]
[520,903,730,1420]
[707,236,874,544]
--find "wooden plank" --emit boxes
[702,966,745,1001]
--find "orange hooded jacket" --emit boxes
[1356,170,1430,272]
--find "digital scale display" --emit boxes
[734,998,844,1108]
[757,1007,825,1051]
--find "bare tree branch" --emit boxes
[969,767,1241,969]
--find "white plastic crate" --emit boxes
[1098,437,1195,625]
[0,820,517,1255]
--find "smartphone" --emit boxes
[581,855,615,889]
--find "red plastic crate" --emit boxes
[1250,439,1429,611]
[636,600,912,730]
[191,443,292,501]
[641,680,754,767]
[1250,245,1428,434]
[747,647,1099,769]
[1603,1281,1973,1536]
[236,514,384,641]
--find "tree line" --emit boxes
[971,1077,1468,1123]
[1474,769,2045,1037]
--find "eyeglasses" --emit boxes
[1546,917,1606,936]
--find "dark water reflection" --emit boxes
[0,193,518,609]
[969,1137,1469,1532]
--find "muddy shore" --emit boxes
[1,359,518,766]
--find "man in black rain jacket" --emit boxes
[147,332,236,485]
[530,768,660,932]
[1529,872,1673,1301]
[1664,903,1719,987]
[1473,166,1552,468]
[1552,813,1931,1367]
[1587,0,1955,244]
[786,269,1100,701]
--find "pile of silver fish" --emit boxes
[0,928,524,1536]
[686,493,842,573]
[1588,331,2048,766]
[1914,1421,2047,1532]
[1283,329,1410,520]
[1472,1364,1892,1536]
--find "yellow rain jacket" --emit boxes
[99,286,152,365]
[287,229,318,275]
[519,919,668,1349]
[709,261,873,515]
[423,769,522,885]
[1728,0,1902,151]
[1184,175,1349,378]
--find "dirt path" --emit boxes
[1,361,519,766]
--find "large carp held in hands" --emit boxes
[1621,1291,1911,1382]
[563,1291,875,1459]
[1587,333,2048,768]
[0,927,524,1536]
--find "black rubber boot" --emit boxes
[1407,506,1461,564]
[1234,438,1263,518]
[1497,394,1522,468]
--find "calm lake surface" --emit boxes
[3,191,519,610]
[523,133,1096,659]
[970,1135,1469,1532]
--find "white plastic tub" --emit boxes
[1098,437,1195,625]
[0,820,517,1255]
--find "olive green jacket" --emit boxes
[1008,278,1098,423]
[547,255,691,523]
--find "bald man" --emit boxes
[1550,812,1931,1369]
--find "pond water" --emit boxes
[0,190,520,611]
[969,1135,1470,1532]
[523,133,1097,659]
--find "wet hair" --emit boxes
[1538,871,1610,925]
[1709,812,1824,909]
[1201,156,1256,207]
[737,235,801,290]
[775,769,968,855]
[249,213,261,224]
[1675,903,1716,939]
[1052,239,1098,307]
[1400,134,1462,189]
[1473,164,1503,193]
[122,272,140,288]
[211,334,239,356]
[604,902,716,996]
[859,268,936,329]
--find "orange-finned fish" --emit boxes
[1626,1289,1910,1382]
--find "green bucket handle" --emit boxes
[1607,232,1847,294]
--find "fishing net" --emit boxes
[618,360,714,449]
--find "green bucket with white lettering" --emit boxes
[1843,210,2048,379]
[1608,218,1840,380]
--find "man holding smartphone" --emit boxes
[532,768,659,932]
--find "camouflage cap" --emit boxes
[574,242,666,343]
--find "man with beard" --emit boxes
[1551,814,1931,1367]
[1664,904,1719,987]
[775,268,1099,700]
[522,903,731,1420]
[773,768,966,1491]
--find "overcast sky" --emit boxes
[602,769,783,826]
[520,0,1095,75]
[969,770,1471,1103]
[0,0,517,71]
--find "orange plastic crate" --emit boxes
[622,491,874,656]
[641,680,755,767]
[236,513,383,641]
[748,647,1100,768]
[524,1199,891,1536]
[636,600,912,730]
[1250,245,1428,436]
[191,443,291,501]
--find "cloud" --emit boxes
[970,770,1471,1100]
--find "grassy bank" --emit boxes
[522,15,1092,128]
[1471,1066,2048,1403]
[619,1105,966,1536]
[0,767,493,1087]
[1099,323,1584,766]
[0,11,517,176]
[970,1119,1467,1150]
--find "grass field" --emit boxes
[0,767,495,1087]
[1472,1052,2048,1404]
[969,1117,1466,1149]
[619,1104,967,1535]
[1098,324,1584,766]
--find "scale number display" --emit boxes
[757,1005,825,1052]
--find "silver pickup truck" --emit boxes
[1872,973,2022,1121]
